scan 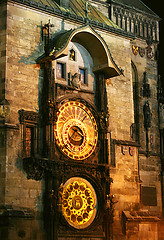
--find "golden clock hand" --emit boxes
[72,127,78,132]
[80,115,87,122]
[70,132,76,140]
[76,130,84,137]
[69,128,77,140]
[72,127,83,138]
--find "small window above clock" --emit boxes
[57,62,66,80]
[79,68,87,85]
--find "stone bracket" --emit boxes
[23,157,112,184]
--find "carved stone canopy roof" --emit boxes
[38,25,123,79]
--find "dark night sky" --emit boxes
[141,0,163,79]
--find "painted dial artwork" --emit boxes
[62,177,98,229]
[55,101,98,160]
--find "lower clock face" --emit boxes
[55,100,98,160]
[62,177,98,229]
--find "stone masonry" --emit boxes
[0,0,163,239]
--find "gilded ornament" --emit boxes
[62,177,97,229]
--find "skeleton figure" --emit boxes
[49,190,56,212]
[71,73,81,89]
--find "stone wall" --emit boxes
[0,1,7,206]
[2,2,46,214]
[130,39,160,153]
[0,1,162,239]
[0,1,6,101]
[4,2,137,214]
[110,142,139,240]
[102,32,134,141]
[130,38,162,214]
[0,212,46,240]
[6,3,42,124]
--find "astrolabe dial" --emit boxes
[55,101,98,160]
[62,177,98,229]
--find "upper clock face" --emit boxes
[55,100,98,160]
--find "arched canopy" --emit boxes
[39,25,122,78]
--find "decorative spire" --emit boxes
[84,0,90,23]
[42,20,54,54]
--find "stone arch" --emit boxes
[41,25,122,78]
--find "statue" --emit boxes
[69,49,75,61]
[49,183,63,213]
[103,194,118,240]
[57,183,63,212]
[71,73,81,89]
[143,101,152,128]
[49,190,57,212]
[99,110,109,130]
[159,103,164,126]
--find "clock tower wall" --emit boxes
[0,0,162,238]
[2,5,139,236]
[100,32,134,141]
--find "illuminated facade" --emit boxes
[0,0,164,239]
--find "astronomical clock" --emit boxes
[21,33,113,239]
[49,96,108,238]
[55,100,98,161]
